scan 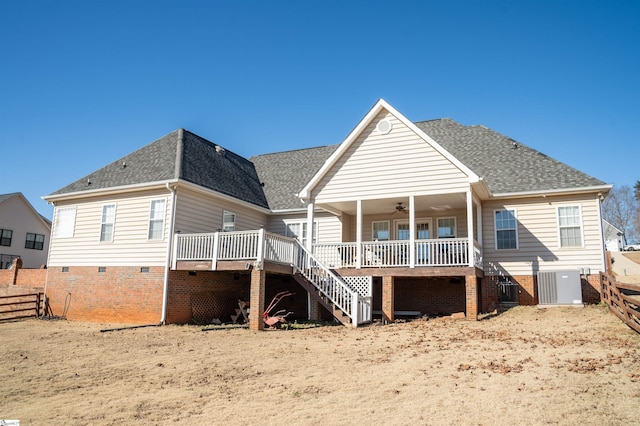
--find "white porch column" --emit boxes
[466,190,474,267]
[306,202,315,252]
[356,199,362,269]
[409,195,416,268]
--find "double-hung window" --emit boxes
[222,211,236,232]
[558,206,583,247]
[495,209,518,250]
[0,229,13,246]
[372,221,390,241]
[285,221,318,246]
[437,217,456,238]
[25,233,45,250]
[100,204,116,242]
[148,199,166,240]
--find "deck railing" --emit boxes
[173,231,482,269]
[294,241,361,327]
[173,230,299,269]
[312,238,480,268]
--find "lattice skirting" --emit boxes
[343,276,372,297]
[190,290,237,325]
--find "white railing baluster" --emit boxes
[174,232,475,270]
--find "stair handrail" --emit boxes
[293,240,359,326]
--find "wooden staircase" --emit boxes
[292,272,352,326]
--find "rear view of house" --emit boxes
[43,99,611,328]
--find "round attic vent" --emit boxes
[376,119,393,134]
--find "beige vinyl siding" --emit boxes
[174,187,268,234]
[267,212,342,243]
[313,110,469,203]
[48,189,173,267]
[481,194,605,276]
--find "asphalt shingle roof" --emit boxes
[50,130,269,209]
[250,145,338,211]
[49,118,606,212]
[414,118,606,194]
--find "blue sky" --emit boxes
[1,0,638,218]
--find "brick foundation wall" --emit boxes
[581,274,601,304]
[481,273,603,313]
[394,277,466,316]
[15,268,47,287]
[166,270,250,324]
[0,258,46,287]
[45,267,317,326]
[46,266,165,324]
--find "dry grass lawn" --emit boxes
[1,305,639,425]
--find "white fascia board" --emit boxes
[491,184,613,199]
[43,178,272,215]
[43,179,181,203]
[298,99,480,201]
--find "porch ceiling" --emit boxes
[319,193,468,216]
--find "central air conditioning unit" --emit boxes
[537,270,583,306]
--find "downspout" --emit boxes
[596,192,607,273]
[42,201,55,317]
[161,182,178,324]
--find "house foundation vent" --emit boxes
[537,270,583,306]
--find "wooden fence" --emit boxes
[600,272,640,334]
[0,292,44,322]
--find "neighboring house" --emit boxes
[43,99,611,328]
[0,193,51,269]
[602,220,624,252]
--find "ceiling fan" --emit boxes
[391,202,408,214]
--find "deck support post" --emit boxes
[308,295,322,321]
[382,276,395,324]
[465,274,478,320]
[249,267,266,330]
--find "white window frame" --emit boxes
[53,207,77,239]
[284,220,318,245]
[494,209,518,250]
[557,205,584,248]
[222,211,236,232]
[394,218,432,240]
[437,217,457,238]
[372,220,390,241]
[100,204,116,242]
[148,199,166,240]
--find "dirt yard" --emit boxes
[1,305,639,425]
